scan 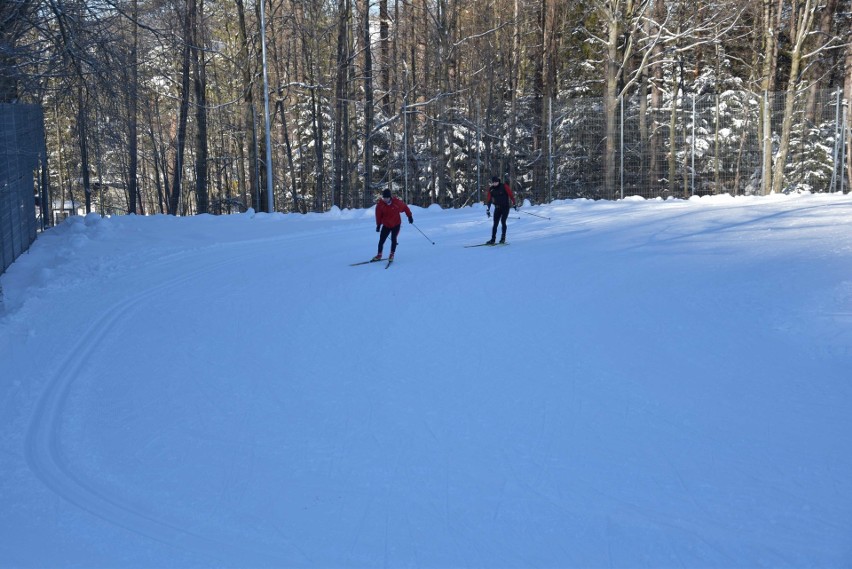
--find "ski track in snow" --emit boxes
[23,239,295,562]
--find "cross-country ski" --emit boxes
[464,242,509,248]
[349,258,384,266]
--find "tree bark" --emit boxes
[648,0,665,194]
[845,37,852,193]
[333,0,351,208]
[193,0,209,213]
[235,0,259,211]
[770,0,817,195]
[77,82,92,214]
[803,0,839,125]
[603,2,622,199]
[380,0,391,115]
[169,0,195,215]
[362,0,374,208]
[759,0,779,195]
[127,0,139,214]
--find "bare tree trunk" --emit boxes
[193,0,209,213]
[435,0,450,205]
[169,0,195,215]
[291,2,324,212]
[770,0,817,195]
[638,29,650,196]
[145,97,169,213]
[803,0,839,124]
[380,0,391,115]
[333,0,351,208]
[533,0,556,203]
[648,0,664,195]
[77,83,93,214]
[275,100,299,211]
[732,103,752,196]
[669,57,679,196]
[348,9,360,205]
[362,0,374,208]
[254,0,271,214]
[845,38,852,193]
[267,8,296,212]
[392,0,399,115]
[681,92,690,198]
[311,83,325,211]
[127,0,139,214]
[603,5,621,200]
[0,1,28,101]
[508,0,520,184]
[759,0,779,195]
[47,1,93,213]
[235,0,259,211]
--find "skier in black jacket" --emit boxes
[485,176,516,244]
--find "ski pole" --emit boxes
[518,209,551,220]
[412,222,435,244]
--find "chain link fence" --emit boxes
[6,90,849,225]
[374,88,850,207]
[1,103,47,275]
[608,89,849,199]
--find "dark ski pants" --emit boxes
[491,206,510,241]
[378,224,401,254]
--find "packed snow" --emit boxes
[1,193,851,568]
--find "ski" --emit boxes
[350,258,384,266]
[464,242,509,248]
[385,259,393,269]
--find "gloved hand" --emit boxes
[376,225,381,232]
[486,209,491,219]
[408,215,414,224]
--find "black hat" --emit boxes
[491,176,500,184]
[382,189,391,198]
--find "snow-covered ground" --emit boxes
[1,193,851,568]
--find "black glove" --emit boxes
[408,215,414,224]
[486,209,491,218]
[376,225,381,232]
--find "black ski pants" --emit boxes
[378,224,401,253]
[491,206,510,241]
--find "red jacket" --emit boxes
[375,196,412,228]
[486,183,515,209]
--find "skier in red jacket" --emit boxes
[485,176,516,244]
[373,189,413,261]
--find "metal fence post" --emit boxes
[764,91,774,195]
[476,99,481,203]
[403,101,409,203]
[841,98,849,194]
[830,90,841,193]
[548,96,553,203]
[620,94,624,200]
[691,94,696,196]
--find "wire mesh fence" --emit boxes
[0,103,47,275]
[610,89,848,199]
[4,89,849,229]
[63,87,849,215]
[373,88,850,208]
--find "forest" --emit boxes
[1,0,851,217]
